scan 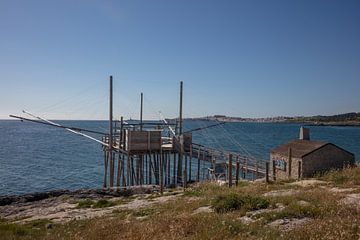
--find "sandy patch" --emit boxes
[263,189,300,197]
[288,180,328,187]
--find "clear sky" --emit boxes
[1,0,359,120]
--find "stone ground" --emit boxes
[0,187,181,224]
[1,179,360,233]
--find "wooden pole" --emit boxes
[189,145,192,182]
[135,156,139,185]
[235,159,240,186]
[212,152,215,180]
[140,92,143,131]
[167,153,171,185]
[120,117,124,147]
[179,81,183,135]
[103,151,108,188]
[183,170,187,189]
[127,154,131,185]
[148,153,152,184]
[160,149,164,194]
[116,153,121,190]
[288,147,292,179]
[177,138,183,183]
[272,160,276,181]
[202,149,205,180]
[173,152,176,185]
[228,154,233,187]
[109,75,114,189]
[184,153,187,186]
[130,155,134,185]
[139,93,144,185]
[177,81,183,182]
[196,147,201,182]
[140,155,144,185]
[265,162,270,183]
[145,154,148,184]
[122,154,126,187]
[156,153,160,185]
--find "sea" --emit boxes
[0,119,359,196]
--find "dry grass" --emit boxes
[1,167,360,239]
[319,166,360,186]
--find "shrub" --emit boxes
[92,199,115,208]
[76,199,94,209]
[212,194,269,213]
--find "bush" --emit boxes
[76,199,94,209]
[76,199,116,209]
[92,199,115,208]
[212,194,269,213]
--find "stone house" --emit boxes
[270,127,355,180]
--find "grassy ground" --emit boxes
[1,167,360,240]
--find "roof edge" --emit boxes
[302,143,355,159]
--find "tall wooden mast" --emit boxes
[109,75,114,189]
[177,81,183,182]
[140,92,143,131]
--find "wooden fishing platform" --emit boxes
[101,78,268,191]
[10,76,269,192]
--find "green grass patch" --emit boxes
[76,199,116,209]
[0,219,51,240]
[76,199,95,208]
[92,199,116,208]
[212,193,270,213]
[183,188,202,197]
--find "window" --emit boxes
[274,159,286,171]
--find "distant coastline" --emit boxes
[185,112,360,127]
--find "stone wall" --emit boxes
[270,153,302,180]
[302,144,355,177]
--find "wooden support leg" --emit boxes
[189,146,192,182]
[148,153,152,185]
[173,153,177,186]
[197,148,200,182]
[116,153,121,191]
[167,153,170,185]
[103,151,108,189]
[235,160,240,186]
[266,162,270,183]
[160,150,164,194]
[228,154,233,188]
[184,154,187,186]
[122,154,126,187]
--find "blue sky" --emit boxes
[1,0,359,120]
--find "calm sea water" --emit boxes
[0,120,359,196]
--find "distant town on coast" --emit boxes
[187,112,360,126]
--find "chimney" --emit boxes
[299,127,310,140]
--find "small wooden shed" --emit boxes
[270,127,355,180]
[124,130,162,153]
